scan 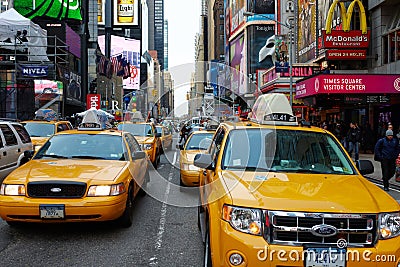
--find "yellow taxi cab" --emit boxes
[0,110,149,228]
[21,119,73,152]
[156,125,173,152]
[194,93,400,267]
[178,130,214,186]
[117,121,162,169]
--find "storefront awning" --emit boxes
[296,74,400,98]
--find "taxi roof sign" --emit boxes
[250,93,297,126]
[78,109,102,130]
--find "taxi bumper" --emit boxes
[0,194,127,223]
[213,220,400,267]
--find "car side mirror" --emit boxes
[24,150,34,159]
[356,160,374,175]
[194,153,214,170]
[132,151,146,160]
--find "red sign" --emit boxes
[296,74,400,98]
[326,50,367,60]
[322,30,370,49]
[86,94,101,110]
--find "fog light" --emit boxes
[229,253,243,266]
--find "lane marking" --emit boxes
[149,170,174,265]
[172,151,177,166]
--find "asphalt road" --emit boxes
[0,136,399,266]
[0,137,203,267]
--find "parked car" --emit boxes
[156,125,173,152]
[0,120,32,180]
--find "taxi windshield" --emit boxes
[23,122,55,137]
[34,134,125,161]
[221,129,355,174]
[117,123,154,137]
[186,133,214,150]
[155,127,163,134]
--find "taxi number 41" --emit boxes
[39,205,65,219]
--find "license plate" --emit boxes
[305,248,346,267]
[39,205,65,219]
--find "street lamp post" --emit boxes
[243,11,294,107]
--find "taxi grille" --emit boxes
[27,181,87,198]
[265,211,377,247]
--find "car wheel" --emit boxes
[179,173,185,187]
[118,184,134,228]
[6,221,21,227]
[204,222,212,267]
[152,153,159,169]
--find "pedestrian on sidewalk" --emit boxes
[374,129,400,191]
[347,122,361,161]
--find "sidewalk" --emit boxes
[359,153,398,187]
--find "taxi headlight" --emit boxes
[87,183,125,196]
[379,212,400,239]
[143,144,153,150]
[222,205,262,235]
[182,163,199,171]
[0,184,26,196]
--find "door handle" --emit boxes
[3,151,6,156]
[203,170,207,176]
[18,148,21,153]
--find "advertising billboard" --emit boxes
[317,0,343,54]
[14,0,82,20]
[297,0,316,62]
[247,24,275,78]
[113,0,139,26]
[34,79,63,101]
[98,0,106,25]
[229,35,245,95]
[98,35,141,91]
[246,0,276,22]
[229,0,245,34]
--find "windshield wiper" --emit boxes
[289,169,326,174]
[225,166,272,172]
[71,155,107,160]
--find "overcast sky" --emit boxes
[165,0,201,117]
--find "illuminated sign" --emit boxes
[87,94,101,110]
[323,0,369,49]
[113,0,139,26]
[326,49,367,60]
[296,74,400,98]
[20,65,48,77]
[15,0,82,20]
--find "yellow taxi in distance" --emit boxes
[21,120,73,152]
[117,122,162,168]
[195,94,400,267]
[156,125,173,152]
[179,130,214,186]
[0,110,149,227]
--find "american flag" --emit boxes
[111,54,122,75]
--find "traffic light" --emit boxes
[131,96,137,111]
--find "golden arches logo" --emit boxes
[325,0,367,34]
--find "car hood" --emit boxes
[221,171,400,213]
[31,137,49,146]
[134,136,155,143]
[181,150,206,163]
[5,159,129,183]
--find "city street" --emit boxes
[0,136,398,266]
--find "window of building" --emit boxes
[382,8,400,64]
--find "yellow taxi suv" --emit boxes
[156,125,173,152]
[0,110,149,228]
[194,93,400,267]
[178,130,214,187]
[21,119,73,152]
[117,122,162,169]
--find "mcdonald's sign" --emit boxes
[322,0,370,49]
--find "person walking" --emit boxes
[347,122,361,161]
[374,129,400,191]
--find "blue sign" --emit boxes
[20,65,48,77]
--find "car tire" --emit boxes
[118,184,134,228]
[204,222,212,267]
[6,221,21,227]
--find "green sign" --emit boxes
[14,0,82,21]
